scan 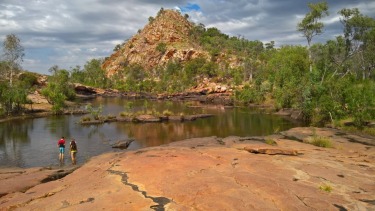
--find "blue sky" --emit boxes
[178,3,201,12]
[0,0,374,75]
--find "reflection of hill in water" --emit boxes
[113,108,297,148]
[0,99,301,168]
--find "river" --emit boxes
[0,97,303,168]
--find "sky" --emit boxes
[1,0,374,75]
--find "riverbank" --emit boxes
[1,127,374,210]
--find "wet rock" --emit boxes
[168,115,183,121]
[134,115,161,122]
[275,108,303,120]
[111,139,134,149]
[182,114,214,121]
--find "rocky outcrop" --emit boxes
[111,139,134,149]
[102,9,207,76]
[275,108,303,120]
[0,166,78,197]
[0,127,374,210]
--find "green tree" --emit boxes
[41,66,75,114]
[82,58,108,88]
[338,8,375,79]
[69,65,85,83]
[1,34,25,86]
[297,1,329,72]
[0,81,29,115]
[342,79,375,126]
[267,46,309,109]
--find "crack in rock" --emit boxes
[294,194,317,211]
[334,204,348,211]
[359,199,375,205]
[107,170,171,211]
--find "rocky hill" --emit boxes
[102,9,209,76]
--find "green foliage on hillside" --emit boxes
[156,42,167,54]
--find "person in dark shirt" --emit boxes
[57,137,65,163]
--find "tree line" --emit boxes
[0,2,374,129]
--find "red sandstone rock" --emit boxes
[0,128,374,210]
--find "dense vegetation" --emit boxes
[0,2,374,129]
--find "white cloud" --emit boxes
[0,0,373,74]
[88,48,97,52]
[323,15,341,25]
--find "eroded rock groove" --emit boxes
[107,170,171,211]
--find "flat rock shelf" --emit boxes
[1,127,374,210]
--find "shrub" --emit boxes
[18,72,38,87]
[363,127,375,136]
[162,109,173,116]
[306,128,333,148]
[310,136,333,148]
[343,80,375,127]
[107,114,116,120]
[120,112,132,117]
[319,184,332,193]
[265,138,277,146]
[80,116,91,122]
[156,42,167,54]
[124,101,134,112]
[234,84,263,105]
[85,104,103,120]
[148,16,155,23]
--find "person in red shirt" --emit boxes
[57,137,66,163]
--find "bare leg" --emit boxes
[59,152,64,164]
[71,152,76,165]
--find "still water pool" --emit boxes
[0,97,302,168]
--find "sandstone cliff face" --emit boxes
[102,9,208,76]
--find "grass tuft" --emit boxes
[311,136,333,148]
[319,184,332,193]
[265,138,277,146]
[309,128,333,148]
[80,116,91,122]
[162,109,174,116]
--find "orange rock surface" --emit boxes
[0,127,374,210]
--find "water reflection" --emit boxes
[0,98,302,168]
[0,119,33,167]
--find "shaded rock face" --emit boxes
[0,127,374,210]
[102,9,207,76]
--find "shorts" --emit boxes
[59,147,65,153]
